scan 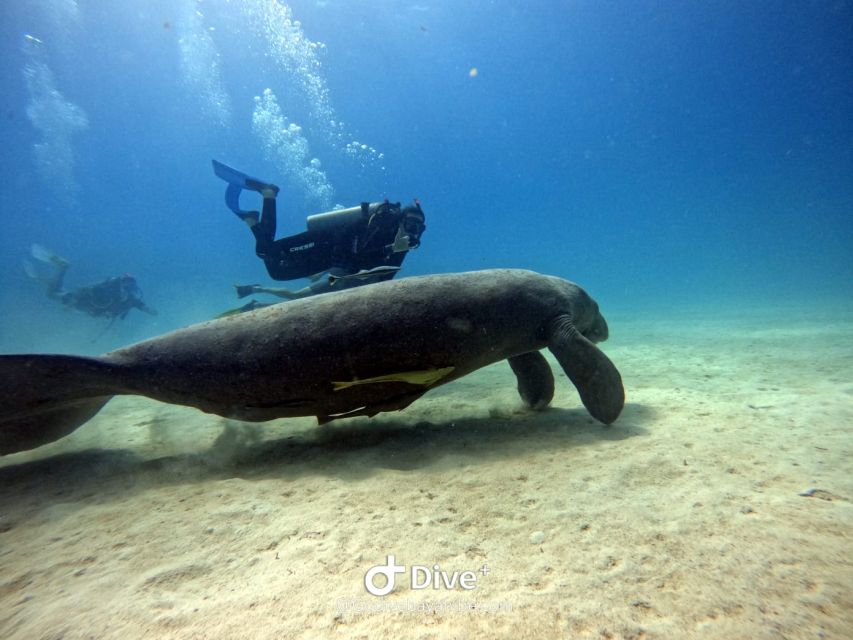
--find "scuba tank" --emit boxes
[306,203,378,232]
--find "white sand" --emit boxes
[1,307,851,639]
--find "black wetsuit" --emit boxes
[250,199,425,282]
[52,274,155,319]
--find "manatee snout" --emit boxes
[585,312,609,343]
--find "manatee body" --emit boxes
[0,269,624,454]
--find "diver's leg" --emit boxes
[250,189,279,258]
[304,272,342,296]
[258,188,278,237]
[253,285,304,300]
[250,279,332,300]
[248,268,340,300]
[133,300,158,316]
[45,263,70,299]
[282,285,320,300]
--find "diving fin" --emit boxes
[212,159,256,218]
[30,243,70,267]
[22,259,39,281]
[212,160,278,218]
[212,159,254,187]
[24,244,69,284]
[30,243,56,263]
[234,283,260,299]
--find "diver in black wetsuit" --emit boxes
[25,245,157,319]
[212,160,426,301]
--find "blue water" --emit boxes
[1,0,851,355]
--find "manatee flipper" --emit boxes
[0,354,120,454]
[507,351,554,410]
[547,314,624,424]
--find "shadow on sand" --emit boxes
[0,402,655,516]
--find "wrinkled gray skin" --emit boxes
[0,269,624,455]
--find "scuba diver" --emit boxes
[24,244,157,320]
[212,160,426,307]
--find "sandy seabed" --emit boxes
[1,307,851,639]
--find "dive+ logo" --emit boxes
[364,555,488,596]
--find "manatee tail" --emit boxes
[0,354,121,455]
[547,315,625,424]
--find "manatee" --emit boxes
[0,269,624,455]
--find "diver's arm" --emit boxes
[132,299,158,316]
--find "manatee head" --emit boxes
[546,276,610,343]
[582,302,609,344]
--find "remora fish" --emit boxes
[328,265,401,284]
